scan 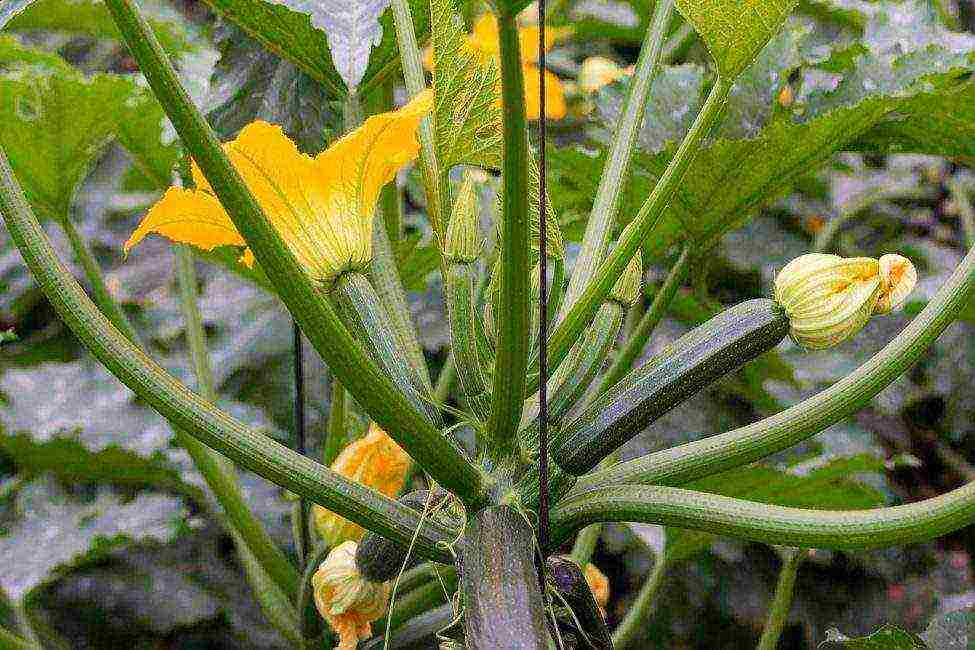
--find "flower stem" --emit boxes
[598,242,693,394]
[102,0,486,505]
[612,548,669,649]
[486,8,531,464]
[390,0,444,238]
[579,240,975,490]
[757,548,804,650]
[0,146,457,560]
[324,376,348,467]
[559,0,675,320]
[550,480,975,551]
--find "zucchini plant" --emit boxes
[1,0,974,647]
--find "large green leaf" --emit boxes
[666,455,886,562]
[0,476,184,601]
[674,0,800,79]
[430,0,502,171]
[4,0,194,55]
[206,21,339,155]
[200,0,432,96]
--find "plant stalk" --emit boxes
[486,8,531,464]
[756,548,804,650]
[102,0,486,506]
[612,548,669,649]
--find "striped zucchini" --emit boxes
[554,299,790,475]
[355,490,447,582]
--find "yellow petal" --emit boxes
[124,186,251,265]
[310,90,432,281]
[579,56,627,93]
[469,13,501,62]
[875,253,917,314]
[517,24,572,63]
[523,65,567,119]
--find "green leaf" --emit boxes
[206,21,339,155]
[199,0,432,96]
[0,40,173,219]
[431,0,502,170]
[0,475,184,601]
[821,625,927,649]
[674,0,800,80]
[666,455,886,562]
[4,0,194,55]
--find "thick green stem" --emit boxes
[569,523,601,565]
[536,80,732,395]
[486,9,531,464]
[324,376,347,466]
[390,0,444,238]
[59,214,139,343]
[330,271,443,428]
[361,603,455,649]
[0,147,457,561]
[612,549,669,649]
[102,0,486,505]
[173,245,302,600]
[559,0,675,320]
[599,242,693,393]
[434,353,457,405]
[580,241,975,490]
[757,548,803,650]
[550,481,975,551]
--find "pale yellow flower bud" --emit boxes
[313,424,411,546]
[312,541,389,650]
[773,252,917,349]
[610,251,643,305]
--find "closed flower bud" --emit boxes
[773,252,917,349]
[445,174,481,263]
[610,251,642,305]
[313,424,411,546]
[313,541,390,650]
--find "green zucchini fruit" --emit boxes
[546,555,612,650]
[459,506,549,649]
[356,490,446,582]
[555,299,790,475]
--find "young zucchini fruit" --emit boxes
[355,490,448,582]
[554,299,790,476]
[546,555,613,650]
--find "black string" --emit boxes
[293,319,310,566]
[537,0,550,562]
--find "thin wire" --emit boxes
[293,320,310,566]
[537,0,551,566]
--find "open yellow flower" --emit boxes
[313,423,411,546]
[124,91,433,284]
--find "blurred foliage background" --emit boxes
[1,0,975,647]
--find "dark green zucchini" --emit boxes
[554,299,790,475]
[546,556,612,650]
[356,490,447,582]
[459,506,549,649]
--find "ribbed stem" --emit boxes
[580,241,975,490]
[330,271,444,428]
[101,0,486,506]
[612,549,669,649]
[486,9,531,463]
[0,146,457,561]
[599,242,693,394]
[558,0,675,320]
[446,262,491,420]
[757,549,803,650]
[390,0,444,237]
[536,79,732,395]
[323,376,347,467]
[550,482,975,551]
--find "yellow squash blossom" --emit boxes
[313,540,390,650]
[774,252,917,349]
[313,423,411,546]
[583,562,610,616]
[578,56,629,94]
[124,91,433,284]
